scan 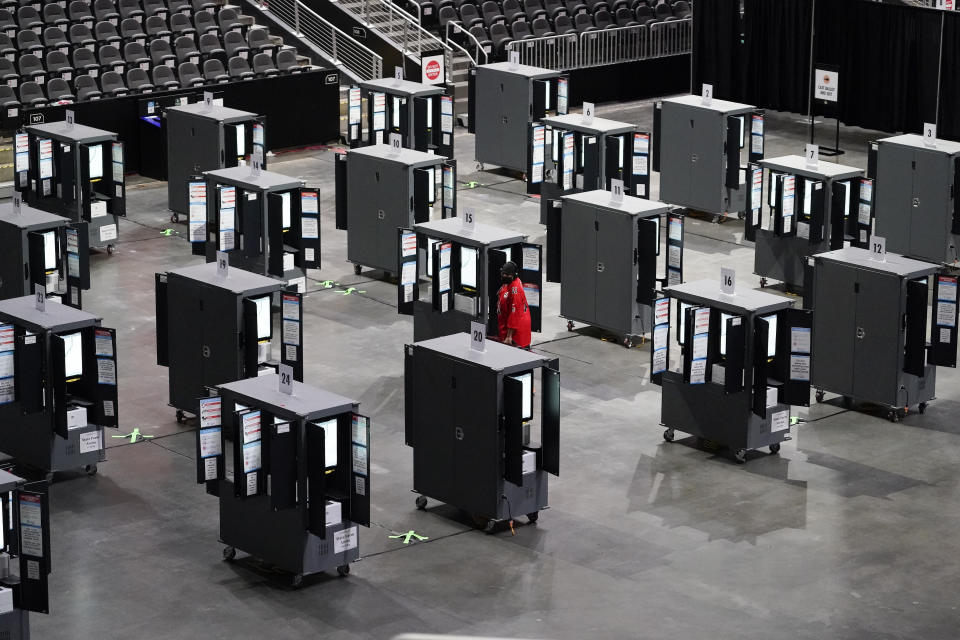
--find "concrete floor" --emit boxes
[30,98,960,640]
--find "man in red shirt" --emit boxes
[496,261,532,348]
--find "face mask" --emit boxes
[502,274,513,284]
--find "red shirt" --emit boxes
[496,277,532,348]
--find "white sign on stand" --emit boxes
[65,110,75,128]
[203,91,213,109]
[805,144,819,169]
[582,102,594,125]
[609,179,624,204]
[389,132,402,155]
[462,209,475,233]
[814,68,839,103]
[509,50,519,68]
[216,251,228,277]
[278,363,293,395]
[470,321,486,352]
[393,66,404,83]
[251,148,263,176]
[721,266,735,295]
[701,83,713,107]
[923,122,937,148]
[35,287,45,312]
[12,192,21,215]
[870,235,887,262]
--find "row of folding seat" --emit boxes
[440,0,687,33]
[0,52,304,109]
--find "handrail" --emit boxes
[357,0,448,56]
[445,21,488,66]
[265,0,383,79]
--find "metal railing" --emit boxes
[266,0,382,79]
[355,0,447,57]
[505,17,692,71]
[446,21,489,67]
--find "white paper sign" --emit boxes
[462,209,476,233]
[470,321,485,352]
[720,267,735,295]
[334,526,358,553]
[610,179,624,204]
[394,65,404,81]
[790,327,811,353]
[278,363,294,395]
[79,430,101,454]
[204,91,213,108]
[65,110,75,127]
[701,83,713,106]
[789,355,810,381]
[204,457,217,481]
[509,50,519,67]
[35,288,45,312]
[199,428,222,457]
[216,250,228,277]
[805,144,819,168]
[389,132,402,154]
[771,410,790,432]
[923,122,937,148]
[12,192,21,214]
[814,69,838,103]
[582,101,594,124]
[870,235,886,262]
[99,223,117,241]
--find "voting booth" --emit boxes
[0,467,53,631]
[0,297,117,474]
[336,144,454,276]
[405,333,560,530]
[810,247,956,422]
[351,78,453,156]
[751,155,867,289]
[197,166,318,293]
[155,262,304,423]
[471,62,567,173]
[0,203,90,309]
[399,217,542,342]
[871,134,960,265]
[197,374,369,587]
[654,95,764,219]
[548,190,678,347]
[655,280,810,463]
[166,102,266,219]
[17,122,126,253]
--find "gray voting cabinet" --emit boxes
[0,203,90,308]
[405,334,560,530]
[0,297,117,474]
[655,95,763,217]
[155,262,304,422]
[199,375,369,587]
[810,247,957,421]
[551,190,676,346]
[752,155,865,289]
[337,145,452,276]
[166,103,265,217]
[872,134,960,264]
[353,78,451,155]
[657,280,810,463]
[472,62,566,173]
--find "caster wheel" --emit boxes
[737,211,746,220]
[663,428,675,442]
[476,162,484,171]
[711,215,720,224]
[170,213,178,223]
[918,402,927,415]
[176,410,185,424]
[415,495,427,510]
[84,464,98,475]
[759,278,768,288]
[336,564,350,577]
[887,410,900,423]
[769,443,781,455]
[354,264,362,275]
[843,396,853,409]
[483,520,496,534]
[815,389,825,403]
[623,337,632,348]
[566,321,574,332]
[222,546,236,561]
[291,573,303,589]
[107,244,115,255]
[734,449,747,464]
[527,512,538,523]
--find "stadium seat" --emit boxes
[75,73,103,99]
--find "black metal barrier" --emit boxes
[15,68,341,176]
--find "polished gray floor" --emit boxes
[31,98,960,640]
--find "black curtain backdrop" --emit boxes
[692,0,742,100]
[939,13,960,140]
[742,0,811,114]
[693,0,955,137]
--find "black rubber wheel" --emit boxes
[354,264,362,275]
[759,278,767,288]
[815,389,825,403]
[737,211,746,220]
[918,402,927,415]
[527,512,538,523]
[291,573,303,588]
[482,520,496,534]
[663,428,675,442]
[887,410,900,423]
[176,410,185,424]
[107,244,115,255]
[222,546,236,561]
[567,321,574,332]
[84,464,98,476]
[415,495,427,510]
[734,449,747,464]
[170,213,178,223]
[623,337,632,348]
[336,564,350,577]
[769,443,781,455]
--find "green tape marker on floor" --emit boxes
[111,428,155,443]
[388,530,429,544]
[317,280,338,289]
[338,287,365,296]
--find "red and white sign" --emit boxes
[421,54,445,85]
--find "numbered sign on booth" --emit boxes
[470,321,486,352]
[610,179,624,204]
[583,102,595,125]
[720,267,735,295]
[923,122,937,148]
[701,83,713,106]
[805,144,819,169]
[462,208,476,233]
[278,363,293,395]
[870,235,887,262]
[216,251,228,277]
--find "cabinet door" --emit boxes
[811,261,857,395]
[452,361,499,515]
[595,210,634,332]
[853,270,900,401]
[687,112,724,212]
[911,148,952,262]
[412,353,455,499]
[559,204,597,323]
[874,143,913,251]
